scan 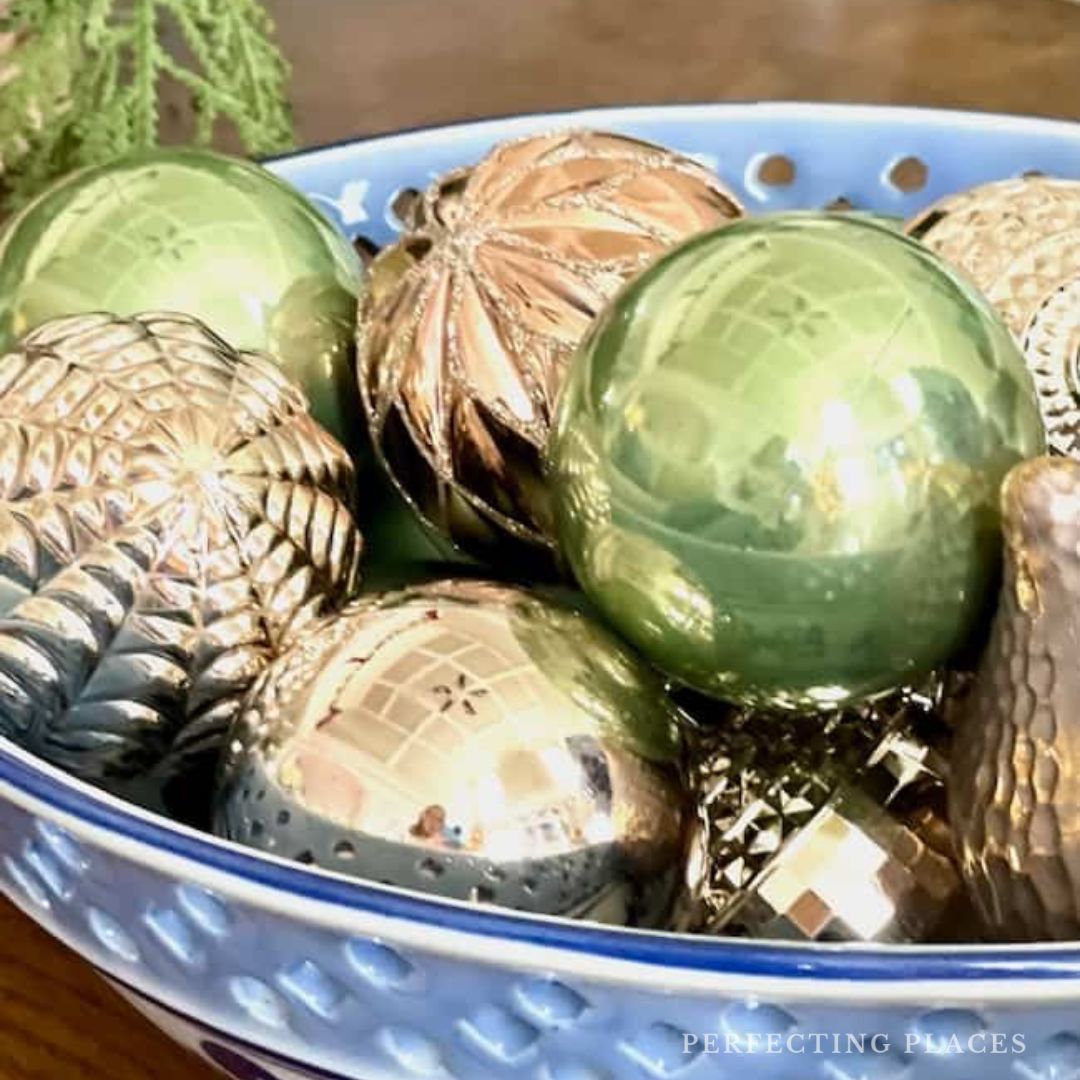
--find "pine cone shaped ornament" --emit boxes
[0,313,362,818]
[357,130,743,565]
[951,456,1080,939]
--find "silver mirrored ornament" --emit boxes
[0,312,362,819]
[215,580,688,925]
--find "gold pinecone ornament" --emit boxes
[0,312,362,819]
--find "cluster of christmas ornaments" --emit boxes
[3,127,1080,944]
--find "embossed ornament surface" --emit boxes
[682,686,960,942]
[0,312,362,792]
[548,213,1046,706]
[0,149,365,443]
[357,130,742,562]
[908,178,1080,459]
[952,456,1080,940]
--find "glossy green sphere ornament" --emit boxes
[548,214,1045,707]
[0,148,363,443]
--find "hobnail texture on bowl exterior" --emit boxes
[9,104,1080,1080]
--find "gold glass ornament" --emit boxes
[216,580,687,926]
[357,130,743,564]
[906,176,1080,288]
[0,312,362,815]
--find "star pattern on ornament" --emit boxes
[145,223,197,263]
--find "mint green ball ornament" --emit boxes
[0,148,364,443]
[548,214,1045,707]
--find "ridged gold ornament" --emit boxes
[357,130,743,564]
[0,312,362,814]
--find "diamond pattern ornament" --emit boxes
[357,130,743,566]
[679,683,965,942]
[0,312,362,818]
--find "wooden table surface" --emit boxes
[5,0,1080,1076]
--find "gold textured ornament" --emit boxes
[680,685,965,942]
[908,177,1080,457]
[216,579,688,925]
[906,176,1080,287]
[0,312,362,817]
[357,130,743,564]
[951,456,1080,940]
[987,236,1080,457]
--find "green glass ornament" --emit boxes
[0,147,363,443]
[548,213,1045,707]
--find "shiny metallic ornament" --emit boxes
[548,213,1046,707]
[909,178,1080,457]
[357,130,743,564]
[0,148,364,444]
[906,176,1080,289]
[216,580,687,925]
[951,456,1080,940]
[0,312,362,813]
[987,236,1080,458]
[681,686,965,942]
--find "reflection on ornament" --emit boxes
[0,312,361,820]
[0,148,364,443]
[549,213,1045,706]
[216,580,687,925]
[357,130,743,565]
[952,456,1080,940]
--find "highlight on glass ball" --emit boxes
[0,147,364,444]
[5,110,1080,953]
[548,212,1045,709]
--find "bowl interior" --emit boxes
[6,102,1080,982]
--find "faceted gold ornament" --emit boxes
[0,313,362,812]
[357,130,743,564]
[680,684,964,943]
[908,176,1080,457]
[216,579,687,925]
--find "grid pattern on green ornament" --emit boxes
[17,167,314,356]
[629,232,947,464]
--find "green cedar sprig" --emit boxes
[2,0,295,208]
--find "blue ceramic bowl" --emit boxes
[5,104,1080,1080]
